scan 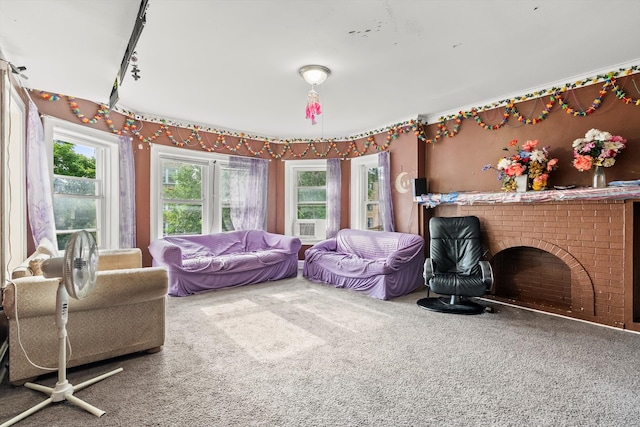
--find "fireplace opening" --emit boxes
[488,246,572,312]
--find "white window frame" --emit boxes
[44,116,119,250]
[350,154,379,230]
[150,144,231,241]
[284,158,327,244]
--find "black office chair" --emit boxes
[417,216,494,314]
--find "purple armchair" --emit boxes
[302,229,425,300]
[149,230,302,297]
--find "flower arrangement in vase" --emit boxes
[572,128,626,171]
[572,129,626,188]
[483,139,558,191]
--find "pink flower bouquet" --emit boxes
[572,129,626,171]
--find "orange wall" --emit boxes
[423,75,640,193]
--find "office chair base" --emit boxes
[417,296,485,315]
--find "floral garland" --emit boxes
[510,98,554,125]
[264,139,290,159]
[613,79,640,106]
[554,77,614,117]
[469,106,511,130]
[35,64,639,155]
[428,113,463,143]
[37,89,424,158]
[421,66,640,143]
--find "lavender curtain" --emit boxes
[378,151,395,232]
[326,158,341,238]
[26,101,57,248]
[229,156,268,230]
[119,135,136,248]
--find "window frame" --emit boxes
[43,116,120,250]
[284,158,327,244]
[150,144,231,241]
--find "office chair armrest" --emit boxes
[423,258,434,282]
[479,260,494,291]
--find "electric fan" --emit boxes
[2,231,123,427]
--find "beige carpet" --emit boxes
[2,273,640,426]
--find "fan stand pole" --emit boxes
[0,284,123,427]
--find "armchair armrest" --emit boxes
[479,260,494,291]
[423,258,434,282]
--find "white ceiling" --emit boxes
[2,0,640,140]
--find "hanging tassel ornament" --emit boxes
[306,87,322,125]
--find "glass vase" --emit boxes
[592,165,606,189]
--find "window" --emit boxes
[284,159,327,242]
[150,145,232,241]
[44,117,119,250]
[350,154,381,231]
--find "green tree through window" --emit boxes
[162,162,203,236]
[52,141,98,249]
[53,141,96,177]
[296,170,326,219]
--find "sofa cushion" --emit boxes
[305,251,389,277]
[181,251,292,273]
[182,256,224,272]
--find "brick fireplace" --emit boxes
[421,193,640,331]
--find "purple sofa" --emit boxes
[148,230,302,297]
[302,229,425,300]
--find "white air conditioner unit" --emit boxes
[294,220,326,241]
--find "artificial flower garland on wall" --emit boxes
[423,65,640,143]
[37,65,640,158]
[39,91,419,158]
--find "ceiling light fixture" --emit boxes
[299,64,331,85]
[299,65,331,125]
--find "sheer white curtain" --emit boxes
[119,135,136,248]
[229,156,269,230]
[378,151,395,232]
[26,101,57,247]
[326,158,341,238]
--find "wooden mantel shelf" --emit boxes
[414,185,640,208]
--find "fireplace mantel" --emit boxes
[414,185,640,208]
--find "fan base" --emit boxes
[2,368,123,426]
